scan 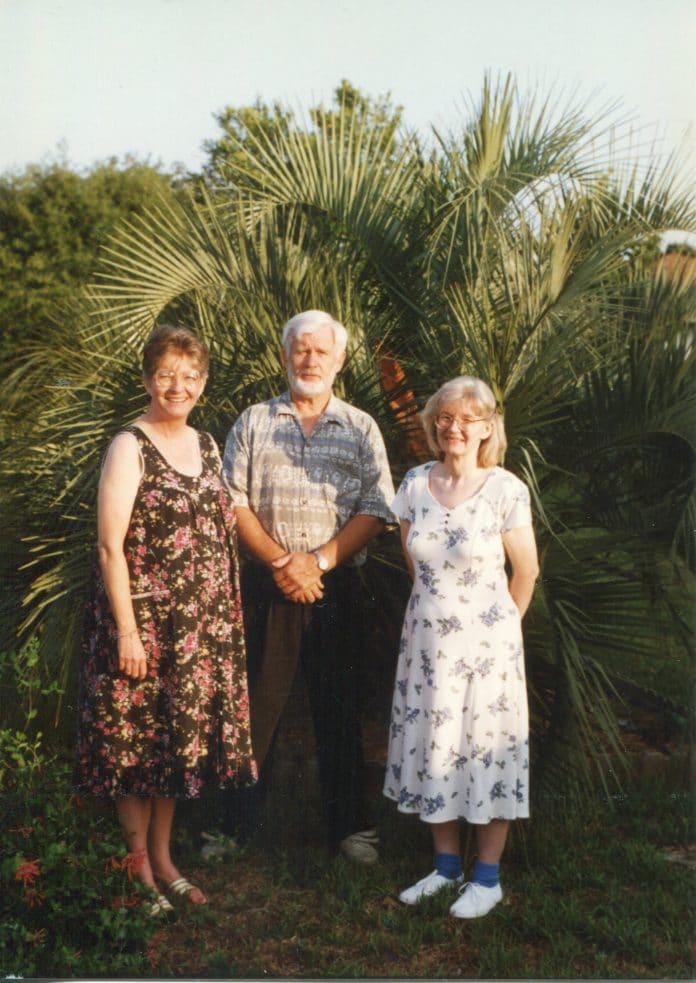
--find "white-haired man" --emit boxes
[222,310,394,861]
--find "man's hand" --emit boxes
[271,552,324,604]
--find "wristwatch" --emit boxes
[312,549,329,572]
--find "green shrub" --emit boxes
[0,760,155,977]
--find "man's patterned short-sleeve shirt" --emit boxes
[223,391,395,565]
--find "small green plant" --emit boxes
[0,638,64,791]
[0,726,45,790]
[0,639,63,727]
[0,760,155,977]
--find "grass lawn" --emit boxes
[2,715,693,979]
[138,779,694,979]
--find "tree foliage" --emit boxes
[0,157,179,357]
[0,157,181,683]
[2,78,694,802]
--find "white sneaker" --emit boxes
[449,881,503,918]
[339,829,379,865]
[200,831,238,861]
[399,869,464,905]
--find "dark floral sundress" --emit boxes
[75,425,257,798]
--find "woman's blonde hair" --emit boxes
[421,376,507,466]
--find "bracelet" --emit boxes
[116,628,139,639]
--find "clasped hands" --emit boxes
[271,551,324,604]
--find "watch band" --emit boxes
[312,549,329,572]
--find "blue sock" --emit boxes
[472,860,500,887]
[435,852,462,880]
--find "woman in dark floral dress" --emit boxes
[75,324,256,913]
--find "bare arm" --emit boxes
[237,508,385,604]
[235,505,325,604]
[271,513,385,602]
[97,432,146,680]
[502,524,539,618]
[234,505,291,567]
[320,514,384,569]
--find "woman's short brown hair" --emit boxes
[420,376,507,467]
[142,324,210,378]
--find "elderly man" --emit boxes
[222,309,394,862]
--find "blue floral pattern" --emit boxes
[383,463,532,823]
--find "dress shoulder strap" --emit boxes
[199,431,222,467]
[117,424,156,473]
[120,423,145,440]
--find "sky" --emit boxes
[1,0,694,185]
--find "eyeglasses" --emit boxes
[152,370,203,388]
[435,412,491,430]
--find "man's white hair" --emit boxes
[281,310,348,354]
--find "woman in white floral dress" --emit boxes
[383,377,539,919]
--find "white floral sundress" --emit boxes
[383,463,532,824]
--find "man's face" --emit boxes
[283,325,346,398]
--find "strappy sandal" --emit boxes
[147,891,175,918]
[166,876,207,905]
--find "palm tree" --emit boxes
[3,78,693,803]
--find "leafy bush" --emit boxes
[0,760,156,977]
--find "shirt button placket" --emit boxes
[298,437,309,549]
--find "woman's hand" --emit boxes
[118,631,148,680]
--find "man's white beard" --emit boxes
[288,368,337,397]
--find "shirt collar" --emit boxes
[276,390,347,426]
